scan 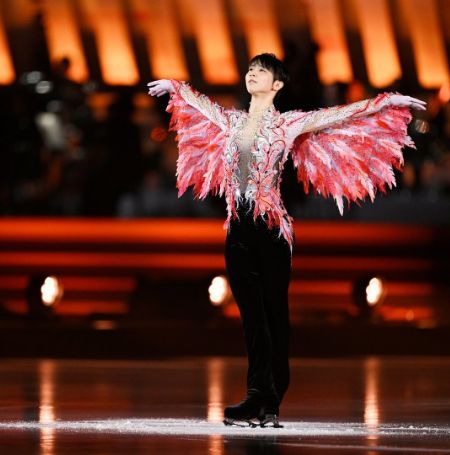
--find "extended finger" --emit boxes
[412,102,426,110]
[409,96,426,105]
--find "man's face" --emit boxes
[245,63,277,95]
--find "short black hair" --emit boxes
[249,53,289,84]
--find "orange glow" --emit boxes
[364,357,380,439]
[131,0,188,80]
[80,0,139,85]
[150,126,168,142]
[289,280,352,295]
[232,0,283,58]
[3,300,128,315]
[42,0,89,82]
[39,361,56,455]
[180,0,238,84]
[4,0,37,27]
[0,14,15,84]
[0,251,226,270]
[439,83,450,104]
[306,0,353,84]
[207,358,225,422]
[399,0,449,88]
[353,0,401,88]
[0,218,436,246]
[0,219,443,322]
[378,306,434,322]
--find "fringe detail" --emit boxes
[167,92,226,200]
[290,106,415,214]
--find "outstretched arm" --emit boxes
[283,92,426,143]
[146,79,228,200]
[147,79,229,131]
[288,93,426,214]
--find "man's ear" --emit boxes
[273,80,284,92]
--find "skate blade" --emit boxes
[223,417,259,428]
[260,414,283,428]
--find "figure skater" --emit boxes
[147,53,426,427]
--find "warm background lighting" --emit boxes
[208,275,231,306]
[399,0,450,88]
[354,0,401,88]
[438,83,450,104]
[180,0,238,84]
[80,0,139,85]
[131,0,189,80]
[40,276,64,307]
[232,0,284,58]
[0,14,15,84]
[366,277,385,306]
[42,0,89,82]
[306,0,353,84]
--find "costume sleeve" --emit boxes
[283,92,393,140]
[170,80,229,131]
[166,80,229,199]
[286,97,415,214]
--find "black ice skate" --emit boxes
[258,394,283,428]
[223,389,263,427]
[259,412,282,428]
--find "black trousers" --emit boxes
[225,202,292,405]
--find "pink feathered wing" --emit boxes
[166,91,226,200]
[290,106,415,214]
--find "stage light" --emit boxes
[365,277,385,306]
[20,71,43,85]
[439,83,450,104]
[27,275,64,318]
[353,276,386,320]
[208,275,231,306]
[40,276,63,307]
[413,119,430,134]
[150,126,168,142]
[35,80,53,94]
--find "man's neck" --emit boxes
[248,94,275,116]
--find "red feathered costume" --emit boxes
[167,81,415,251]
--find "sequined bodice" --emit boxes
[235,112,265,194]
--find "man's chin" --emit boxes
[246,87,260,95]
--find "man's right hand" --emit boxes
[147,80,175,97]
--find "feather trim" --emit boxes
[290,106,415,214]
[166,91,226,199]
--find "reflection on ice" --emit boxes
[0,418,449,438]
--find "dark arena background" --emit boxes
[1,0,450,453]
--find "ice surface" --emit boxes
[0,418,449,438]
